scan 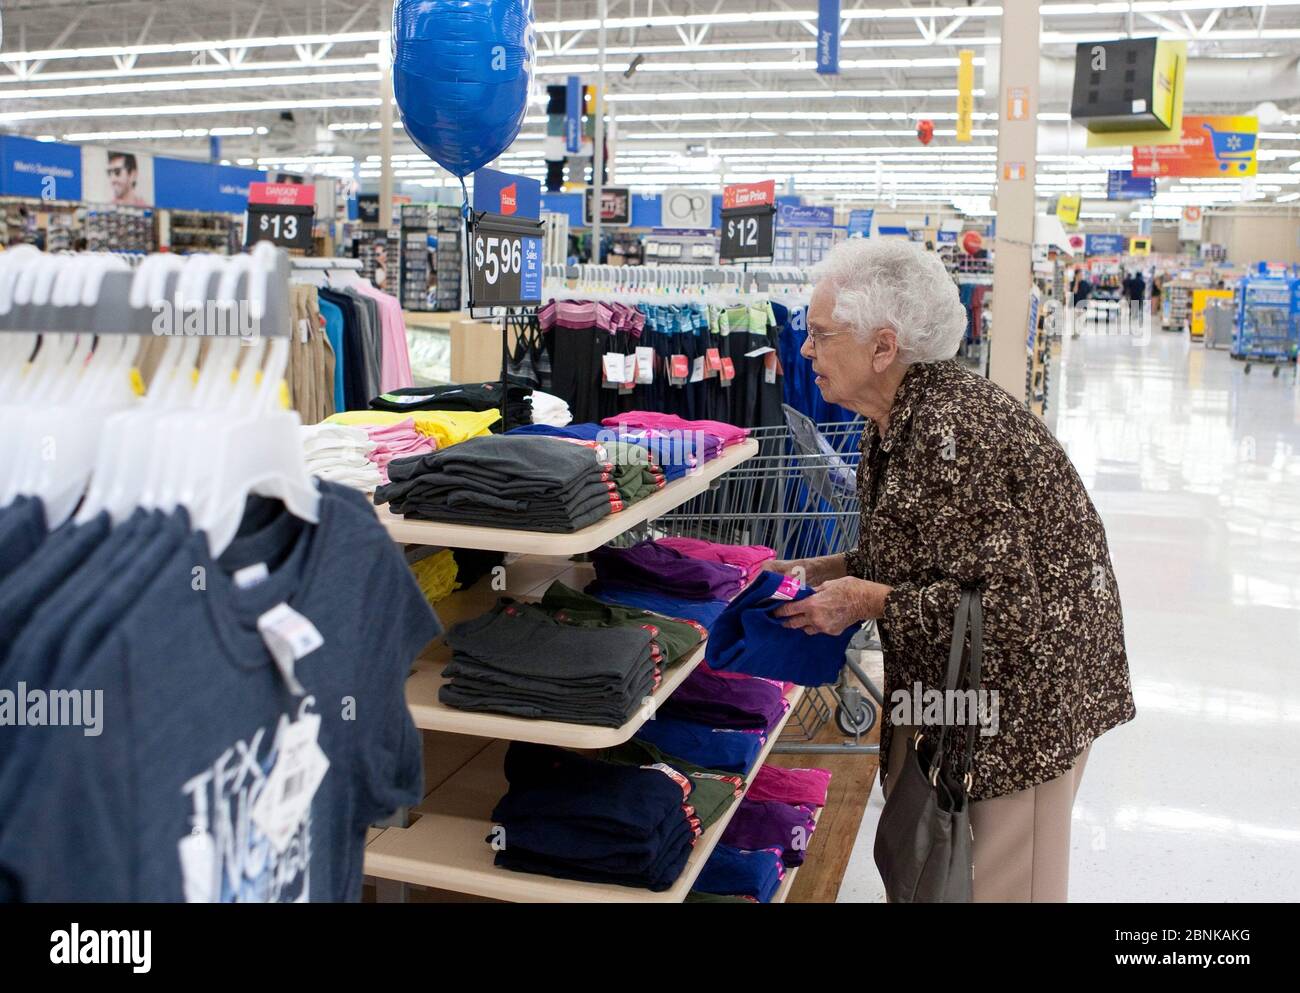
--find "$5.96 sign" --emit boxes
[245,182,315,250]
[468,216,543,308]
[473,234,523,285]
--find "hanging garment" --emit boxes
[0,483,438,902]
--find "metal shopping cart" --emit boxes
[1201,123,1258,173]
[620,405,884,755]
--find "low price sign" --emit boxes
[468,168,543,309]
[720,180,776,263]
[245,182,315,250]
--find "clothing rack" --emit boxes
[0,244,294,337]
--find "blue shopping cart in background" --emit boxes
[1202,123,1257,173]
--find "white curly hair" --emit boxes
[810,238,968,364]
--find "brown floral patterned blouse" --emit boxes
[844,359,1135,800]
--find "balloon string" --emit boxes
[459,176,470,218]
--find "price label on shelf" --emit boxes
[719,204,775,263]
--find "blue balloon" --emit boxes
[393,0,535,179]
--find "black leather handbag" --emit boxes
[873,590,984,903]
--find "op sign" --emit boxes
[246,182,315,250]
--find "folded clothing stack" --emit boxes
[746,764,832,808]
[370,381,532,431]
[585,585,730,629]
[359,417,438,484]
[326,407,500,449]
[634,715,766,774]
[442,600,658,727]
[508,421,707,483]
[720,799,819,867]
[694,845,785,903]
[490,742,698,891]
[596,738,744,830]
[656,537,776,585]
[374,435,624,533]
[602,411,751,450]
[299,423,382,491]
[658,666,789,730]
[590,539,749,602]
[528,388,572,427]
[539,582,706,670]
[506,424,667,505]
[706,570,859,686]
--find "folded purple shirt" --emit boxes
[591,540,748,601]
[659,667,788,729]
[720,799,819,867]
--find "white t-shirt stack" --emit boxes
[528,389,573,427]
[300,423,383,491]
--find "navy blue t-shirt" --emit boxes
[0,483,438,902]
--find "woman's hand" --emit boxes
[773,577,892,636]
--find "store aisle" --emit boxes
[840,332,1300,902]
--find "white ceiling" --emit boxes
[2,1,1299,217]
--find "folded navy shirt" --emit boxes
[705,570,858,686]
[635,716,765,774]
[695,844,784,903]
[585,583,730,628]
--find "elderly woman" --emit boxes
[771,239,1135,903]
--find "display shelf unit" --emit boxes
[434,205,463,311]
[376,439,759,553]
[771,803,824,904]
[364,685,804,903]
[399,204,433,311]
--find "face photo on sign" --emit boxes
[81,146,155,206]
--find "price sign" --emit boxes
[468,213,544,308]
[246,182,315,250]
[719,204,775,263]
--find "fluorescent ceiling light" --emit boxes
[0,56,378,87]
[0,97,379,124]
[0,31,386,65]
[0,71,380,102]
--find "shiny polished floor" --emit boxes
[839,329,1300,902]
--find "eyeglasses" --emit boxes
[806,328,849,350]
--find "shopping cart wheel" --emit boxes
[1244,363,1251,374]
[836,699,877,736]
[1273,366,1281,378]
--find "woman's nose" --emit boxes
[800,336,815,360]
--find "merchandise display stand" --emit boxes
[364,437,810,902]
[364,686,803,903]
[375,439,758,553]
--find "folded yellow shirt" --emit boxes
[325,408,500,448]
[410,549,459,604]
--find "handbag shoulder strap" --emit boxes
[933,591,972,763]
[957,594,983,781]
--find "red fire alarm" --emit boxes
[917,120,935,145]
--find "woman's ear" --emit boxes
[872,327,900,372]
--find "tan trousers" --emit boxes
[882,726,1090,902]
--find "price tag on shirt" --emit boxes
[297,319,310,345]
[764,351,780,385]
[690,356,706,383]
[620,354,637,395]
[602,352,628,385]
[257,603,324,695]
[720,356,737,384]
[670,354,689,385]
[706,347,723,376]
[635,347,655,384]
[251,711,330,854]
[177,829,217,903]
[744,345,775,358]
[234,562,269,589]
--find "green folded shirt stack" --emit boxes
[538,581,706,670]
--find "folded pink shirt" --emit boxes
[359,418,437,483]
[602,411,750,448]
[656,537,775,584]
[746,765,832,808]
